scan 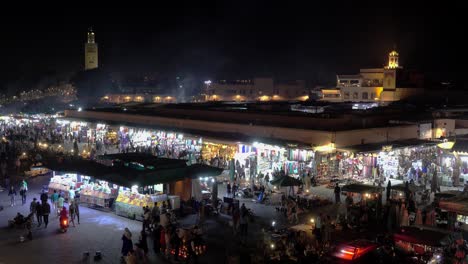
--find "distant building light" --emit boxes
[204,80,212,85]
[78,107,82,112]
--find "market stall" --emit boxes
[393,226,451,257]
[44,152,223,219]
[48,172,118,209]
[270,175,303,196]
[115,186,168,220]
[202,141,237,167]
[438,195,468,230]
[390,183,425,201]
[255,143,288,175]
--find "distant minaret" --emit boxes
[84,28,98,70]
[386,50,399,69]
[383,49,401,90]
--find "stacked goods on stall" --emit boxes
[48,174,76,199]
[80,181,117,208]
[115,189,167,220]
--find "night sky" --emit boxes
[0,2,464,92]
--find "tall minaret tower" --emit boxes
[383,50,402,90]
[386,50,399,69]
[84,28,98,70]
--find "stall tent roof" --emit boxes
[439,195,468,215]
[452,139,468,153]
[341,184,383,194]
[339,139,437,154]
[44,157,222,188]
[390,183,424,193]
[98,153,187,169]
[393,226,452,247]
[270,176,303,187]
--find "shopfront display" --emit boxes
[254,143,288,175]
[233,144,256,179]
[202,142,237,165]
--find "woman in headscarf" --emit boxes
[121,228,133,259]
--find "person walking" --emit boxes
[69,201,76,227]
[8,186,16,206]
[57,195,64,216]
[74,201,80,224]
[227,182,231,197]
[51,190,58,212]
[40,190,48,205]
[36,199,43,227]
[20,186,27,205]
[30,198,38,224]
[334,183,341,204]
[22,179,28,192]
[232,183,238,198]
[386,180,392,201]
[42,201,51,228]
[121,228,133,260]
[68,187,75,202]
[135,230,149,261]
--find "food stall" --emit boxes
[115,185,168,220]
[48,172,118,209]
[44,153,222,220]
[79,177,119,209]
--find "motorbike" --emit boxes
[60,215,69,233]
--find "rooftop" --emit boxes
[79,101,426,132]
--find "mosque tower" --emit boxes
[84,28,98,70]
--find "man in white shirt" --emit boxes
[68,187,75,201]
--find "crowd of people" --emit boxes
[121,201,205,264]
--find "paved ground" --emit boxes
[1,171,460,264]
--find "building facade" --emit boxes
[321,51,424,103]
[101,94,177,104]
[84,28,98,70]
[203,78,309,102]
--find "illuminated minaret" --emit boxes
[386,50,399,69]
[383,50,401,90]
[84,28,98,70]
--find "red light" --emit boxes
[63,220,67,225]
[341,249,354,255]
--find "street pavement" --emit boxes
[1,171,462,264]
